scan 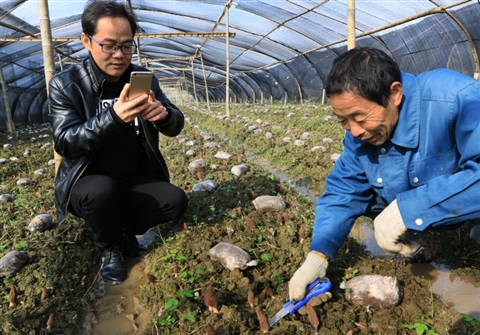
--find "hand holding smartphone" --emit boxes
[129,71,153,100]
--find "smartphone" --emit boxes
[129,71,153,99]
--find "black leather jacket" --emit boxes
[48,56,184,225]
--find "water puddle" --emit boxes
[254,157,319,202]
[91,259,150,335]
[409,262,480,318]
[357,220,480,318]
[84,229,157,335]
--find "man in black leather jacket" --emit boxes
[48,0,188,284]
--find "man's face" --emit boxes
[329,82,403,146]
[81,17,133,82]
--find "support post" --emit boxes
[191,61,199,106]
[199,52,211,112]
[225,1,231,117]
[39,0,61,172]
[347,0,356,50]
[0,66,15,134]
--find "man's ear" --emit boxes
[390,81,403,107]
[81,33,91,51]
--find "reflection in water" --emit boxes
[357,221,480,318]
[88,228,157,335]
[409,262,480,318]
[90,258,151,335]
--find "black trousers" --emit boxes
[68,174,188,251]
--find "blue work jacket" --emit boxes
[311,69,480,260]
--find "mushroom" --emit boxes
[265,287,275,299]
[245,215,255,229]
[206,324,216,335]
[204,291,219,313]
[259,287,267,302]
[306,305,319,333]
[255,309,270,333]
[345,236,353,253]
[277,213,283,225]
[41,288,47,301]
[248,290,255,308]
[173,263,179,278]
[9,286,16,307]
[146,273,159,283]
[299,225,306,243]
[46,313,54,330]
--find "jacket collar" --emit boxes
[84,53,136,93]
[84,54,105,94]
[352,71,420,150]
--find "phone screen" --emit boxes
[129,71,152,99]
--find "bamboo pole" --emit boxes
[58,54,64,71]
[0,66,15,134]
[225,1,231,117]
[199,52,211,112]
[135,36,142,66]
[347,0,355,50]
[1,32,235,42]
[191,62,199,106]
[38,0,61,172]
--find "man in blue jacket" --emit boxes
[48,0,188,284]
[289,47,480,301]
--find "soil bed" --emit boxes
[0,103,479,335]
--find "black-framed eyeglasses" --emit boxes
[88,35,137,55]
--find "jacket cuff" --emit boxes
[110,106,129,125]
[154,105,172,126]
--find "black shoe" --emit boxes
[122,234,147,258]
[100,249,127,284]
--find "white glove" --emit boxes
[374,199,417,256]
[289,251,328,301]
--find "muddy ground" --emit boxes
[0,103,479,335]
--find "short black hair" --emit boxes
[325,47,401,107]
[81,0,138,37]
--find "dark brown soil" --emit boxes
[138,104,480,335]
[0,103,479,335]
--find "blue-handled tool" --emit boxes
[268,277,331,328]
